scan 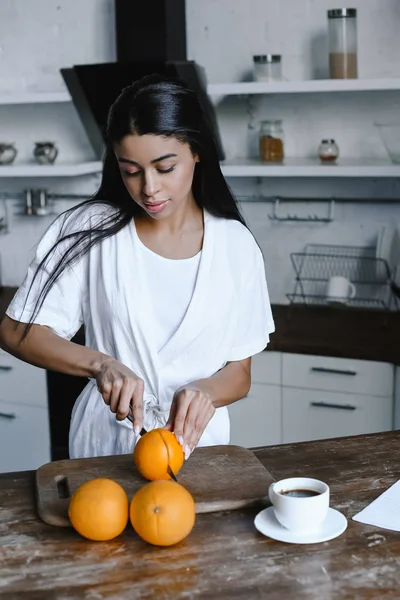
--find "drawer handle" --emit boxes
[0,411,17,420]
[0,365,13,372]
[311,367,357,376]
[311,401,356,411]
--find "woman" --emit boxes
[0,74,274,460]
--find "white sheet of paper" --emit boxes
[352,479,400,531]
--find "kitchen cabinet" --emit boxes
[0,400,50,472]
[282,388,393,444]
[229,351,282,448]
[0,350,48,408]
[0,349,50,472]
[229,351,394,448]
[282,353,393,398]
[282,352,394,444]
[229,383,281,448]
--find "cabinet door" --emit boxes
[282,353,393,398]
[282,388,393,444]
[0,350,47,408]
[0,401,50,472]
[251,352,281,386]
[229,383,281,448]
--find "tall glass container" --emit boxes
[328,8,357,79]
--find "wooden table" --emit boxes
[1,432,400,599]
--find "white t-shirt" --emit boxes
[132,224,201,353]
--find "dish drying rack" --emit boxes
[287,243,399,311]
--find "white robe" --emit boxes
[6,203,275,458]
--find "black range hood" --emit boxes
[61,0,224,160]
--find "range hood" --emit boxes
[61,0,224,160]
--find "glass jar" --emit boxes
[328,8,357,79]
[318,139,339,163]
[253,55,282,82]
[259,120,284,163]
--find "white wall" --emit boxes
[0,0,399,306]
[188,0,400,303]
[187,0,400,82]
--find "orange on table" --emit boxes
[68,478,129,541]
[133,428,184,481]
[130,480,196,546]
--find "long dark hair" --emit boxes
[21,73,245,336]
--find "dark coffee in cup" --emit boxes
[280,489,321,498]
[269,477,330,531]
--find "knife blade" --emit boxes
[126,411,147,437]
[167,466,178,482]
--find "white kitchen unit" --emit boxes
[0,349,50,472]
[282,353,394,444]
[229,351,394,448]
[229,351,281,448]
[283,388,393,444]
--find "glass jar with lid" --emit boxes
[328,8,358,79]
[253,55,282,82]
[259,120,284,163]
[318,139,339,163]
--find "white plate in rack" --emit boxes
[375,223,400,281]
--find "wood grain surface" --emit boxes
[35,445,274,526]
[2,432,400,599]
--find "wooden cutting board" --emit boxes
[36,445,274,527]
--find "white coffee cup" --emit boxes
[268,477,330,532]
[326,275,356,304]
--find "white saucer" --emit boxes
[254,506,348,545]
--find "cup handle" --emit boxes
[268,482,276,505]
[348,282,356,298]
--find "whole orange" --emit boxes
[130,480,196,546]
[68,478,129,541]
[133,428,184,481]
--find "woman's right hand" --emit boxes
[96,357,144,435]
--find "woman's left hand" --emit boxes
[164,384,215,459]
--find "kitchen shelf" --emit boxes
[207,77,400,96]
[220,158,400,178]
[0,91,71,105]
[0,161,102,178]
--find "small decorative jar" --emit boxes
[0,143,17,165]
[318,139,339,163]
[253,55,282,82]
[259,119,284,163]
[33,142,58,165]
